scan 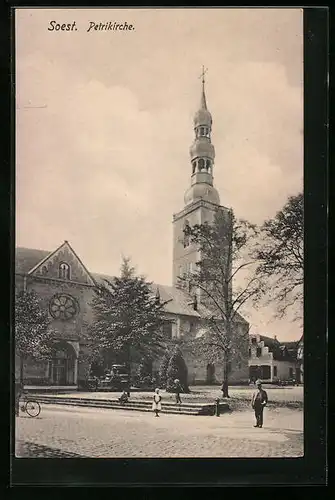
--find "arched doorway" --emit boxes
[206,363,215,385]
[50,342,76,386]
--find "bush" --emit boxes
[166,346,189,393]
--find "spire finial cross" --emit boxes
[199,65,208,85]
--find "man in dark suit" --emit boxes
[251,380,268,428]
[174,379,182,404]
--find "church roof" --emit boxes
[92,274,211,319]
[152,284,210,318]
[15,247,51,274]
[15,248,212,319]
[15,246,249,323]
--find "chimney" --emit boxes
[274,335,277,341]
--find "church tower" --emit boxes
[172,69,229,291]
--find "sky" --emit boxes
[15,8,303,341]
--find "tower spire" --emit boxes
[184,68,220,207]
[199,65,208,110]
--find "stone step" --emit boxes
[31,394,227,409]
[34,399,202,415]
[31,395,198,407]
[34,397,203,412]
[31,395,229,416]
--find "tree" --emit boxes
[180,208,260,397]
[15,289,54,385]
[166,345,189,393]
[78,338,104,386]
[158,349,171,388]
[89,256,170,384]
[255,193,303,322]
[137,357,153,387]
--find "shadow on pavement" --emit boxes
[15,440,89,458]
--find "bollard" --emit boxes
[215,398,220,417]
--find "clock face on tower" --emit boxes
[49,293,78,320]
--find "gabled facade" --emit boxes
[249,334,301,384]
[15,243,98,389]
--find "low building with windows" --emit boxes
[248,334,301,384]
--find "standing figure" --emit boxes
[152,388,162,417]
[251,380,268,428]
[174,379,182,404]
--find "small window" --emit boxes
[261,366,271,380]
[163,322,173,339]
[251,337,257,344]
[256,347,262,358]
[248,348,251,358]
[273,366,277,377]
[42,265,48,276]
[59,262,71,280]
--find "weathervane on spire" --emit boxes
[199,65,208,86]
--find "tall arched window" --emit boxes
[59,262,71,280]
[192,161,196,174]
[198,158,205,171]
[206,159,211,171]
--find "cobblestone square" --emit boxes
[15,403,303,458]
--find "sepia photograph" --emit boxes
[14,7,306,461]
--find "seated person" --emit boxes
[118,390,129,404]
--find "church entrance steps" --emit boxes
[29,394,230,416]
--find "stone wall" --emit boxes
[15,274,96,386]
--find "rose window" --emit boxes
[49,294,77,320]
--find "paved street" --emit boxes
[16,404,303,458]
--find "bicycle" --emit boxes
[17,393,41,418]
